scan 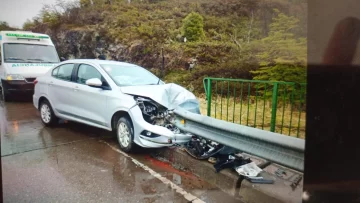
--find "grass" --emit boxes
[197,96,306,139]
[163,70,307,139]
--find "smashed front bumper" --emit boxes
[129,105,192,148]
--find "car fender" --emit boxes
[36,93,57,114]
[107,103,137,128]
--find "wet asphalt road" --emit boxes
[0,97,241,203]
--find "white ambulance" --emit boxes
[0,31,61,101]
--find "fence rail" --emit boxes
[203,77,307,138]
[174,107,305,172]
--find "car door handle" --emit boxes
[73,86,79,91]
[48,81,54,86]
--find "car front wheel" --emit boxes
[40,100,58,126]
[116,116,135,152]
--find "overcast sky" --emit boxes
[0,0,71,28]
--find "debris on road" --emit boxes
[235,162,262,177]
[213,154,251,173]
[182,134,274,184]
[245,177,275,184]
[208,157,217,164]
[183,136,225,160]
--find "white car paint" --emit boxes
[120,83,198,110]
[33,59,200,148]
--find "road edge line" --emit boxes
[99,140,205,203]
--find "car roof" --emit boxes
[62,59,140,67]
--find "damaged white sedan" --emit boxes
[33,59,200,152]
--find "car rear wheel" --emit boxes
[116,117,135,152]
[40,100,58,126]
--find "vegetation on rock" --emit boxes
[1,0,307,95]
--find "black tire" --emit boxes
[116,116,135,152]
[39,100,58,126]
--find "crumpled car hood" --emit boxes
[120,83,200,111]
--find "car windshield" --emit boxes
[3,43,60,63]
[100,63,162,86]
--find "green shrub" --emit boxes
[181,12,205,42]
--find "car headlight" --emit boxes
[6,74,25,81]
[134,96,158,114]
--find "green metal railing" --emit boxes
[203,77,307,139]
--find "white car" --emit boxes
[33,59,201,152]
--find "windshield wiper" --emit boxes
[27,58,55,63]
[5,57,25,61]
[27,58,44,61]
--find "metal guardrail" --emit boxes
[174,107,305,172]
[203,77,307,138]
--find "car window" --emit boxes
[52,67,59,76]
[76,64,105,85]
[100,64,161,86]
[55,64,74,81]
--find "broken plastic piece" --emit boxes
[208,157,217,164]
[245,177,274,184]
[184,137,225,160]
[235,162,262,177]
[213,154,251,173]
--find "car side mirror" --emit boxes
[85,78,102,88]
[60,57,66,62]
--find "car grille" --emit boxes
[25,78,36,83]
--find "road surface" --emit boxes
[0,97,241,203]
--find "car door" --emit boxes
[48,63,77,115]
[70,63,110,128]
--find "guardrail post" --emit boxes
[270,83,279,132]
[206,78,212,116]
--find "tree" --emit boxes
[258,9,306,66]
[181,12,205,42]
[250,9,306,104]
[0,21,16,31]
[251,9,306,83]
[23,19,35,30]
